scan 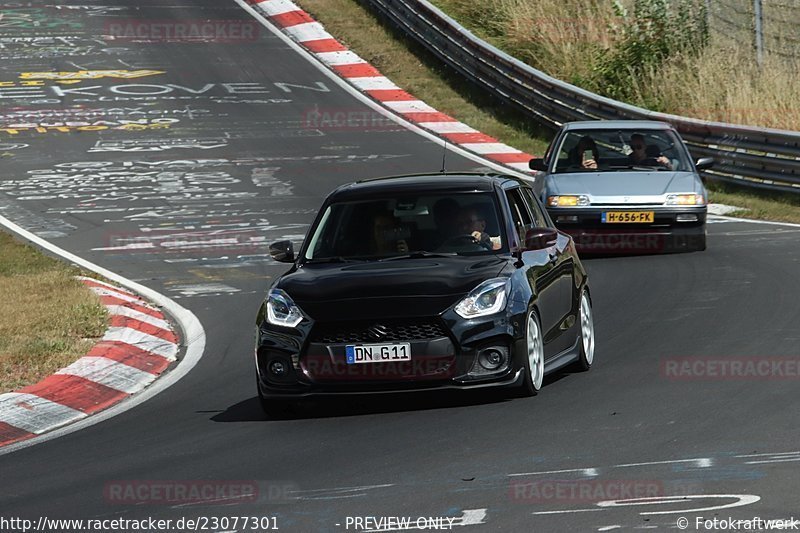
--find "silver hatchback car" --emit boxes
[530,120,712,253]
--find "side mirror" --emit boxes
[269,240,295,263]
[529,158,547,172]
[523,228,558,251]
[695,157,714,171]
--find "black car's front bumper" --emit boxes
[255,312,528,398]
[547,206,706,253]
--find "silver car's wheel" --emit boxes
[526,312,545,391]
[575,289,595,371]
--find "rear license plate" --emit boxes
[602,211,654,223]
[346,343,411,364]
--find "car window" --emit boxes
[521,188,549,228]
[505,189,533,243]
[552,128,692,173]
[303,192,507,260]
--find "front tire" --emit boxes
[517,309,545,397]
[573,288,595,371]
[695,228,707,252]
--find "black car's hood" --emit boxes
[278,257,508,320]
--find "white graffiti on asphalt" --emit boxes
[88,138,228,152]
[0,81,330,103]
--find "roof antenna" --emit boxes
[440,137,448,173]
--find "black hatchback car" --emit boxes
[255,173,595,413]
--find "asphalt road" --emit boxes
[1,1,800,531]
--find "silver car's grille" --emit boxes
[310,320,447,344]
[590,203,664,207]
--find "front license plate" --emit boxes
[346,343,411,364]
[602,211,654,223]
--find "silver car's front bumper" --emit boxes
[548,206,706,253]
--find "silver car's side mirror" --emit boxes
[695,157,714,171]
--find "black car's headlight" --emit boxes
[455,278,510,319]
[266,289,304,328]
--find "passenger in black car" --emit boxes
[371,211,409,254]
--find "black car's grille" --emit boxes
[310,320,447,344]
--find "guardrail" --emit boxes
[362,0,800,193]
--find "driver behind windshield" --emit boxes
[629,133,673,169]
[457,207,500,250]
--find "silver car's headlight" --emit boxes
[666,193,705,206]
[547,195,589,207]
[455,278,510,319]
[266,289,304,328]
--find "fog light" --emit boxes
[479,348,506,370]
[269,360,287,376]
[676,214,698,222]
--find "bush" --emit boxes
[592,0,709,102]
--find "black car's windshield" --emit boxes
[552,129,692,173]
[303,193,506,261]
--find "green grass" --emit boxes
[708,183,800,224]
[0,232,108,392]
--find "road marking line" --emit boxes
[745,457,800,465]
[532,508,603,515]
[735,451,800,458]
[509,467,599,477]
[616,458,712,468]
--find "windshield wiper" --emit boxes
[304,256,364,264]
[379,251,459,261]
[607,165,671,171]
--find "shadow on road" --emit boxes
[209,372,578,422]
[210,389,518,422]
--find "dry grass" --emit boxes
[0,232,107,392]
[435,0,619,84]
[636,45,800,130]
[432,0,800,131]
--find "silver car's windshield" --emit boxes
[303,193,506,261]
[552,129,692,173]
